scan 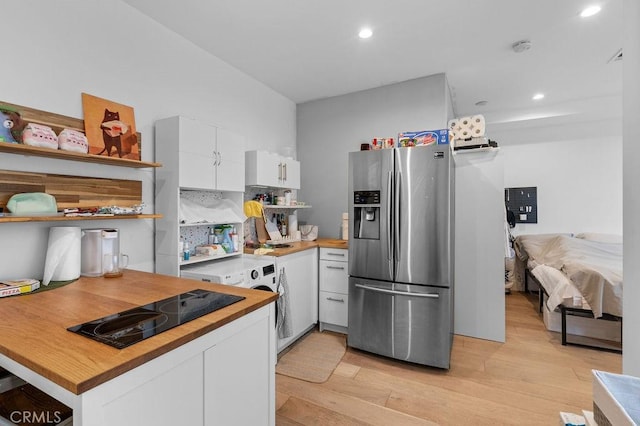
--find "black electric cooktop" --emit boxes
[67,289,245,349]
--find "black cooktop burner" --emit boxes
[67,289,245,349]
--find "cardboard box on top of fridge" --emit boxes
[397,129,450,147]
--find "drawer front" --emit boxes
[320,248,348,262]
[319,260,348,293]
[319,291,348,327]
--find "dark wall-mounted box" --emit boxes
[505,187,537,224]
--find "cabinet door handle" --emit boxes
[327,252,345,257]
[325,265,345,270]
[283,163,287,181]
[326,297,345,303]
[217,151,222,166]
[278,163,282,181]
[213,151,218,166]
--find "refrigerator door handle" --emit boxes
[394,171,402,262]
[387,170,393,265]
[355,283,440,299]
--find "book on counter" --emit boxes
[0,278,40,297]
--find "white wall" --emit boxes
[0,0,295,279]
[490,118,622,236]
[454,151,505,342]
[296,74,449,237]
[623,0,640,377]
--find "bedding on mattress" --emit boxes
[531,264,583,311]
[513,234,623,318]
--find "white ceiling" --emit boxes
[123,0,623,126]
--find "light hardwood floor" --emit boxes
[275,292,622,425]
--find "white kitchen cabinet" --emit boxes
[245,150,300,189]
[274,248,318,352]
[103,352,204,425]
[204,311,272,425]
[281,156,300,189]
[155,115,245,276]
[158,116,245,192]
[215,127,246,192]
[319,248,349,333]
[20,305,276,426]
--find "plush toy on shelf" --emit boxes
[0,105,26,143]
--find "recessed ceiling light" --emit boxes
[532,93,545,101]
[580,5,601,17]
[358,28,373,39]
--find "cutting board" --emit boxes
[255,217,269,243]
[265,219,282,241]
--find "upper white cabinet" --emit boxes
[155,116,245,276]
[215,127,246,192]
[158,116,245,192]
[245,150,300,189]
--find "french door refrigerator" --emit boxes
[347,145,454,368]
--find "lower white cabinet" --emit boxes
[275,249,318,352]
[40,305,276,426]
[205,312,271,425]
[319,248,348,333]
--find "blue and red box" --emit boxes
[397,129,450,147]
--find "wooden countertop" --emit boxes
[0,270,277,395]
[316,238,348,249]
[243,239,347,256]
[244,241,318,256]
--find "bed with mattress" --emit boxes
[513,233,623,349]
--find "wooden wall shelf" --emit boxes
[0,214,162,223]
[0,100,161,168]
[0,170,161,223]
[0,143,161,168]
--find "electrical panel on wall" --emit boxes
[505,187,537,224]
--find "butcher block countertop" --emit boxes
[316,238,348,249]
[243,239,347,256]
[0,270,277,395]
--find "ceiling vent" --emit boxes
[608,48,623,63]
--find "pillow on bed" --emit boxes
[575,233,622,244]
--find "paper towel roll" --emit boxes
[42,227,81,285]
[288,214,298,235]
[447,119,459,140]
[470,114,486,137]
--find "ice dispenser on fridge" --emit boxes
[353,191,380,240]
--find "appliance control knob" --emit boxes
[251,269,259,280]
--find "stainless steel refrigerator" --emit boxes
[347,145,454,368]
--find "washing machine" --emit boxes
[181,256,279,362]
[180,256,278,292]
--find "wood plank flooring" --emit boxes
[275,292,621,425]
